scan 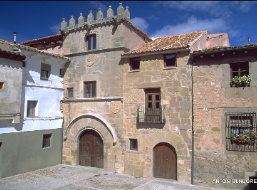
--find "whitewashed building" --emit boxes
[0,39,69,178]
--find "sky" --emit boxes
[0,1,256,47]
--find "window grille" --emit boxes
[43,134,51,148]
[225,112,257,151]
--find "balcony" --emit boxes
[137,106,165,124]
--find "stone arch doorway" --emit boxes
[79,129,104,168]
[153,142,177,180]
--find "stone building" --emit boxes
[0,39,69,178]
[191,43,257,189]
[21,2,237,187]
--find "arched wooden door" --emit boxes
[79,129,104,168]
[153,142,177,180]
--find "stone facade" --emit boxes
[61,3,150,173]
[122,51,193,183]
[192,46,257,189]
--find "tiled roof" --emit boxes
[0,39,69,60]
[22,34,63,45]
[123,30,206,55]
[0,48,26,61]
[193,43,257,54]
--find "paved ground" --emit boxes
[0,165,238,190]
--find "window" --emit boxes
[40,63,51,80]
[43,134,51,148]
[225,112,257,151]
[60,68,64,77]
[84,81,96,98]
[0,82,4,90]
[144,88,161,122]
[22,61,26,67]
[27,101,37,117]
[87,34,96,50]
[68,88,73,98]
[230,62,249,78]
[130,57,140,71]
[129,139,138,151]
[0,142,2,150]
[164,54,176,67]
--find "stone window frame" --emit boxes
[221,60,257,98]
[230,62,249,87]
[68,88,74,98]
[86,34,97,51]
[84,81,97,98]
[130,57,140,71]
[42,134,52,149]
[223,107,257,153]
[27,100,38,118]
[164,53,177,68]
[128,138,139,152]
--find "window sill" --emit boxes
[40,78,50,81]
[129,70,140,73]
[163,66,177,70]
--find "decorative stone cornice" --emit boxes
[61,97,123,103]
[64,46,130,57]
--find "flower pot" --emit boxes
[230,139,236,144]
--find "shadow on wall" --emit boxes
[243,171,257,190]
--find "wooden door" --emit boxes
[79,129,103,168]
[153,143,177,180]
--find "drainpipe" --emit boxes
[191,56,195,185]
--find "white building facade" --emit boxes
[0,39,69,178]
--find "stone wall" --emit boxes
[122,51,193,183]
[0,57,22,115]
[192,54,257,189]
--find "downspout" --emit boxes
[191,55,195,185]
[61,117,64,164]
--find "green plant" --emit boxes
[230,133,236,140]
[230,75,251,85]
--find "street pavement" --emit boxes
[0,165,239,190]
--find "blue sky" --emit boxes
[0,1,256,46]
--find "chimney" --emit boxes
[13,32,17,44]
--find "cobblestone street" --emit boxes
[0,165,239,190]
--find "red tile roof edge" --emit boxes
[0,48,26,62]
[122,30,206,56]
[192,43,257,54]
[22,34,63,45]
[0,39,69,61]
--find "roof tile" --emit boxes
[123,30,206,55]
[0,39,69,60]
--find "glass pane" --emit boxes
[68,89,73,97]
[148,95,152,101]
[87,36,91,50]
[131,139,137,150]
[148,102,152,108]
[92,82,96,97]
[156,102,160,108]
[86,83,90,97]
[156,95,160,101]
[93,35,96,49]
[131,58,140,70]
[165,54,176,67]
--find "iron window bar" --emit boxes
[137,106,165,124]
[225,112,257,152]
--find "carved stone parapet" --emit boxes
[97,8,103,20]
[69,16,75,28]
[78,13,84,26]
[107,5,114,17]
[87,10,94,23]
